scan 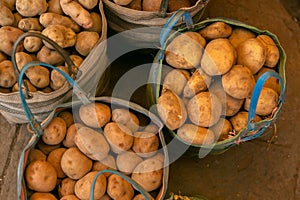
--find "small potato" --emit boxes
[74,126,110,161]
[60,195,79,200]
[116,150,143,174]
[36,140,61,155]
[187,92,222,127]
[199,21,232,40]
[132,132,159,158]
[63,123,84,148]
[28,149,46,163]
[42,25,76,49]
[79,103,111,128]
[0,87,10,93]
[229,111,262,133]
[66,55,84,69]
[237,38,266,74]
[37,46,64,66]
[75,171,107,200]
[183,68,211,98]
[92,154,117,177]
[48,0,63,14]
[107,174,134,200]
[0,52,6,63]
[16,0,47,17]
[75,31,99,56]
[222,65,255,99]
[25,65,50,88]
[0,4,14,26]
[50,66,70,90]
[0,26,24,56]
[103,122,133,154]
[256,34,280,68]
[47,147,67,178]
[58,177,76,197]
[25,160,57,192]
[42,117,67,145]
[24,31,43,52]
[0,60,17,88]
[126,0,142,10]
[41,86,53,93]
[131,157,163,192]
[244,87,279,116]
[58,111,74,127]
[12,79,38,92]
[201,38,235,76]
[86,12,102,33]
[12,12,23,28]
[142,0,162,11]
[18,18,43,31]
[78,0,99,9]
[157,90,187,130]
[162,69,190,96]
[168,0,191,12]
[133,194,150,200]
[210,118,233,141]
[165,32,206,69]
[61,147,93,180]
[228,27,256,48]
[15,52,33,71]
[255,67,279,92]
[113,0,133,6]
[177,124,215,145]
[30,192,57,200]
[112,108,140,132]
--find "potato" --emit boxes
[36,140,61,155]
[37,46,64,66]
[79,103,111,128]
[210,118,233,141]
[150,152,164,163]
[48,0,63,14]
[199,22,232,40]
[113,0,133,6]
[229,111,262,133]
[183,68,211,98]
[60,0,93,29]
[92,154,117,177]
[111,108,140,132]
[107,174,134,200]
[24,31,43,52]
[0,4,14,26]
[47,148,67,178]
[237,38,266,74]
[142,0,162,11]
[187,91,222,127]
[75,31,99,56]
[0,60,17,88]
[15,52,33,71]
[133,194,149,200]
[222,65,255,99]
[143,124,158,133]
[63,123,83,148]
[50,66,69,90]
[42,25,76,49]
[157,90,187,130]
[74,126,110,161]
[162,69,190,96]
[256,34,280,68]
[99,194,112,200]
[58,111,74,128]
[201,38,235,76]
[42,117,67,145]
[25,65,50,88]
[0,87,10,93]
[74,171,107,200]
[209,80,244,116]
[61,147,93,180]
[131,157,163,192]
[16,0,47,17]
[12,79,38,92]
[0,26,24,56]
[28,149,46,163]
[30,192,57,200]
[0,52,6,63]
[60,195,79,200]
[12,12,23,28]
[39,13,81,33]
[86,12,102,33]
[103,122,133,154]
[165,32,206,69]
[255,67,279,92]
[168,0,191,12]
[1,0,15,10]
[78,0,98,9]
[25,160,57,192]
[244,87,279,116]
[116,150,143,174]
[18,18,43,31]
[228,27,256,49]
[41,86,53,93]
[126,0,142,10]
[66,55,84,69]
[177,124,215,145]
[58,177,76,197]
[132,131,159,158]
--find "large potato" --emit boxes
[0,26,24,56]
[30,192,57,200]
[162,69,190,96]
[42,117,67,145]
[201,38,235,76]
[37,46,64,66]
[165,32,206,69]
[15,52,33,71]
[25,65,50,88]
[256,34,280,68]
[79,103,111,128]
[177,124,215,145]
[63,123,84,148]
[47,147,67,178]
[187,92,222,127]
[42,25,76,49]
[157,90,187,130]
[58,111,74,128]
[16,0,47,17]
[111,108,140,132]
[229,111,262,133]
[199,21,232,40]
[50,66,69,90]
[228,27,256,48]
[107,174,134,200]
[132,131,159,158]
[0,4,14,26]
[0,60,17,88]
[116,150,143,175]
[75,31,99,56]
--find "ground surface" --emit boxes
[1,0,300,199]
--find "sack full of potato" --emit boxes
[102,0,210,46]
[17,63,169,200]
[0,0,109,124]
[147,10,286,155]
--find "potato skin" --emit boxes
[142,0,162,11]
[111,108,140,132]
[199,21,232,40]
[229,111,262,133]
[50,66,69,90]
[58,177,76,197]
[75,31,99,56]
[210,118,233,141]
[18,18,43,31]
[47,147,67,178]
[132,131,159,157]
[37,46,64,66]
[168,0,191,12]
[229,27,256,49]
[16,0,47,17]
[30,192,57,200]
[0,26,24,56]
[256,34,280,68]
[107,174,134,200]
[79,103,111,128]
[24,31,43,52]
[0,60,17,88]
[163,69,190,96]
[42,117,67,145]
[113,0,133,6]
[116,150,143,174]
[0,4,14,26]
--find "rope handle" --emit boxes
[90,169,153,200]
[18,61,91,137]
[247,70,285,131]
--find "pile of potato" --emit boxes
[111,0,199,13]
[0,0,103,94]
[157,21,281,145]
[24,101,165,200]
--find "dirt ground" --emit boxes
[0,0,300,200]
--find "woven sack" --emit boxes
[147,11,286,154]
[0,0,109,124]
[17,63,169,200]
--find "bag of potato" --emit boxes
[0,0,109,124]
[102,0,210,46]
[17,63,169,200]
[146,10,286,155]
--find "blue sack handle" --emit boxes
[247,70,285,131]
[18,61,91,136]
[89,169,153,200]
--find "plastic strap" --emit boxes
[247,70,285,131]
[18,61,91,136]
[159,0,169,18]
[89,169,153,200]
